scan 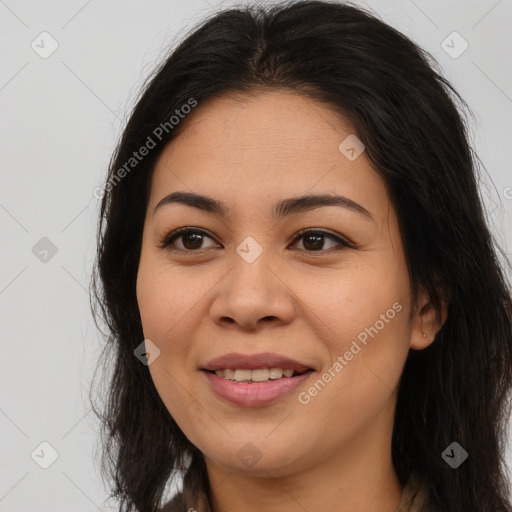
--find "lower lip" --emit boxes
[202,370,314,407]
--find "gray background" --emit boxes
[1,0,511,510]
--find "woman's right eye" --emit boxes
[159,227,219,252]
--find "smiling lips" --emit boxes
[201,352,315,407]
[202,351,314,372]
[214,367,297,382]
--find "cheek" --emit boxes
[136,263,203,437]
[295,266,410,416]
[136,257,201,345]
[136,258,212,412]
[297,260,407,347]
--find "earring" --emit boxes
[420,317,427,339]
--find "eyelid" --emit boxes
[159,227,354,252]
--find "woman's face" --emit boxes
[136,90,432,479]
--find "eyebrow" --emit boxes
[153,191,373,222]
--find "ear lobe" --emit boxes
[410,294,449,351]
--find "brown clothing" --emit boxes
[160,471,430,512]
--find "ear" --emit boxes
[410,287,449,350]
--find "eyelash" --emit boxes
[158,227,353,254]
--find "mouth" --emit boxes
[200,352,316,406]
[202,351,315,374]
[204,367,314,383]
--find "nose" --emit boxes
[209,255,296,331]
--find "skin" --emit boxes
[136,90,447,512]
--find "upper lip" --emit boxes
[202,352,314,372]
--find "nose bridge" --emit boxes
[209,244,295,330]
[231,248,275,302]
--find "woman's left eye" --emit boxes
[159,227,351,253]
[291,229,351,252]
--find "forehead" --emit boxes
[149,90,389,219]
[163,90,353,162]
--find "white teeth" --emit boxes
[213,368,301,382]
[269,368,283,379]
[234,369,252,382]
[223,369,235,379]
[251,368,270,381]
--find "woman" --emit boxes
[90,1,512,511]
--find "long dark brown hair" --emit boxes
[89,1,512,510]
